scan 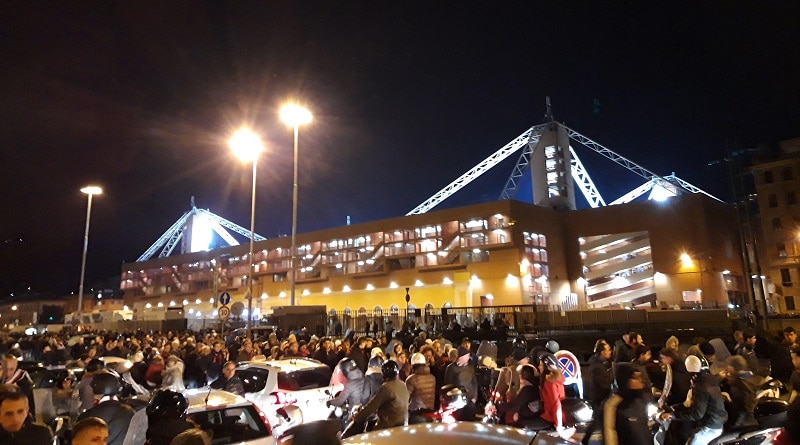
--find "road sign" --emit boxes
[230,301,245,317]
[219,292,232,306]
[218,306,230,320]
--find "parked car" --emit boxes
[342,422,536,445]
[235,358,342,439]
[184,388,274,445]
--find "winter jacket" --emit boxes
[353,379,409,430]
[329,367,371,408]
[505,380,541,426]
[540,372,565,428]
[443,361,478,402]
[495,364,521,403]
[0,420,53,445]
[587,354,613,407]
[673,373,727,429]
[603,392,652,445]
[406,366,436,411]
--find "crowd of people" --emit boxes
[0,322,796,445]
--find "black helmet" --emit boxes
[381,360,399,379]
[338,359,358,374]
[90,370,123,396]
[511,336,528,361]
[147,390,189,420]
[86,358,105,374]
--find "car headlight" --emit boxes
[575,405,593,423]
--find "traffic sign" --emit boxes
[218,306,230,320]
[219,292,231,306]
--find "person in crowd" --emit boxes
[210,361,244,396]
[496,337,528,404]
[146,390,194,445]
[235,340,256,362]
[737,329,759,372]
[52,374,79,419]
[0,389,53,445]
[328,359,371,409]
[208,341,227,381]
[352,360,409,430]
[170,428,212,445]
[505,363,543,428]
[313,337,338,369]
[614,332,641,363]
[788,345,800,404]
[4,354,35,415]
[396,350,411,381]
[162,355,186,392]
[78,371,136,445]
[665,336,681,354]
[582,339,613,445]
[538,353,566,430]
[774,327,799,381]
[661,356,727,445]
[443,346,478,404]
[631,344,654,390]
[348,336,373,374]
[721,355,757,429]
[71,417,109,445]
[659,347,691,407]
[406,352,436,413]
[603,363,651,445]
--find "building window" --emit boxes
[786,296,796,311]
[764,170,774,183]
[778,244,788,258]
[787,191,797,205]
[772,218,782,229]
[781,268,792,286]
[768,194,778,208]
[783,167,793,181]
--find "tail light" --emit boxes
[257,407,272,435]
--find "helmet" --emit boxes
[86,359,105,374]
[545,340,560,354]
[381,360,400,379]
[511,337,528,361]
[146,390,188,420]
[410,353,426,366]
[540,353,560,372]
[90,370,123,396]
[440,384,468,410]
[685,355,709,373]
[338,359,358,374]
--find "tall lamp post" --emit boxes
[280,103,312,307]
[229,128,264,338]
[77,186,102,323]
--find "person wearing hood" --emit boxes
[721,355,757,429]
[603,363,652,445]
[328,359,371,408]
[505,364,543,428]
[661,355,727,445]
[363,356,385,401]
[443,346,478,403]
[161,355,185,392]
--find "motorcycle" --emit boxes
[653,397,788,445]
[339,405,378,439]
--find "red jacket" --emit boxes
[540,372,565,427]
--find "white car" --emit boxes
[235,358,343,439]
[184,388,275,445]
[342,422,537,445]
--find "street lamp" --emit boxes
[77,185,102,323]
[280,103,312,307]
[229,127,264,337]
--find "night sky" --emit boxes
[1,3,799,296]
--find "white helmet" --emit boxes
[410,352,426,365]
[685,354,709,373]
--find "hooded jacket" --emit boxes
[406,365,436,411]
[673,372,728,429]
[161,362,185,392]
[329,366,371,408]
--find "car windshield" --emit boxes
[188,405,270,444]
[237,365,333,393]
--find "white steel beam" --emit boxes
[198,209,266,241]
[662,174,723,202]
[159,230,185,258]
[498,126,546,200]
[137,211,191,261]
[408,123,550,215]
[569,147,606,208]
[609,180,655,205]
[204,215,240,247]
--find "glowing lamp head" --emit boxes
[680,253,692,266]
[81,186,103,195]
[228,127,264,163]
[280,104,312,127]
